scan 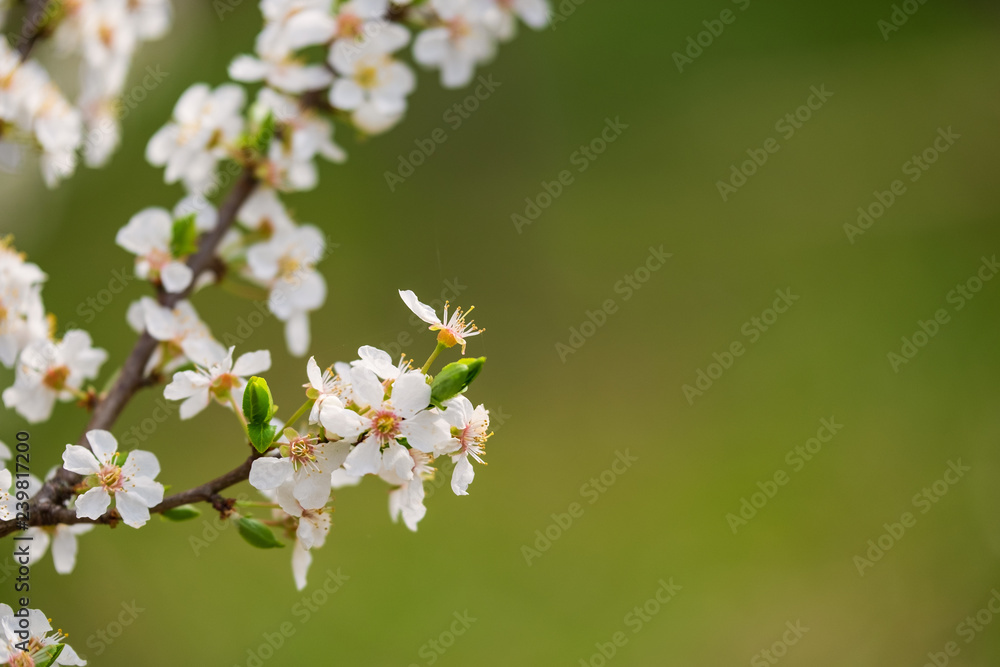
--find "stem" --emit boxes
[421,342,447,374]
[283,398,315,433]
[229,395,250,437]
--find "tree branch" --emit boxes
[0,168,259,539]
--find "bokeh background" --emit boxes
[3,0,1000,664]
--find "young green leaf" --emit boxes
[430,357,486,408]
[237,517,285,549]
[170,214,199,258]
[161,504,202,522]
[248,422,278,453]
[242,376,274,425]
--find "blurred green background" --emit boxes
[3,0,1000,664]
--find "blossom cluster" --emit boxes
[1,239,108,423]
[238,289,490,587]
[0,0,171,185]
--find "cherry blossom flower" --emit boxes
[62,430,164,529]
[2,331,108,423]
[146,83,246,192]
[320,367,451,477]
[382,448,433,531]
[265,479,332,589]
[116,207,201,293]
[0,604,86,666]
[126,297,213,374]
[0,238,49,368]
[328,21,415,133]
[413,0,497,88]
[163,340,271,419]
[247,223,327,355]
[441,395,489,495]
[482,0,550,41]
[398,289,482,352]
[250,435,351,509]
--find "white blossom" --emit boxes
[320,367,451,477]
[2,331,107,423]
[399,288,482,352]
[146,83,246,192]
[62,430,164,529]
[116,207,197,293]
[250,437,350,510]
[441,395,489,495]
[246,223,327,355]
[0,604,86,666]
[0,239,49,368]
[413,0,496,88]
[163,340,271,419]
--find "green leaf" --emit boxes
[237,517,285,549]
[430,357,486,408]
[34,644,64,667]
[161,504,201,522]
[169,214,199,258]
[255,112,277,153]
[242,377,274,425]
[248,422,278,454]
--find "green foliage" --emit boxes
[236,517,285,549]
[430,357,486,408]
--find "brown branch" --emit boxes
[16,0,52,60]
[0,169,259,539]
[19,452,260,529]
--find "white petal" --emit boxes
[398,289,439,325]
[179,390,211,420]
[249,457,293,491]
[292,540,312,591]
[343,437,381,477]
[161,261,194,293]
[62,445,100,475]
[116,490,152,528]
[400,411,450,453]
[451,454,474,495]
[51,527,80,574]
[86,429,119,465]
[392,371,431,418]
[232,350,272,377]
[75,487,111,520]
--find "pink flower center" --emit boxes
[99,464,124,492]
[370,409,401,443]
